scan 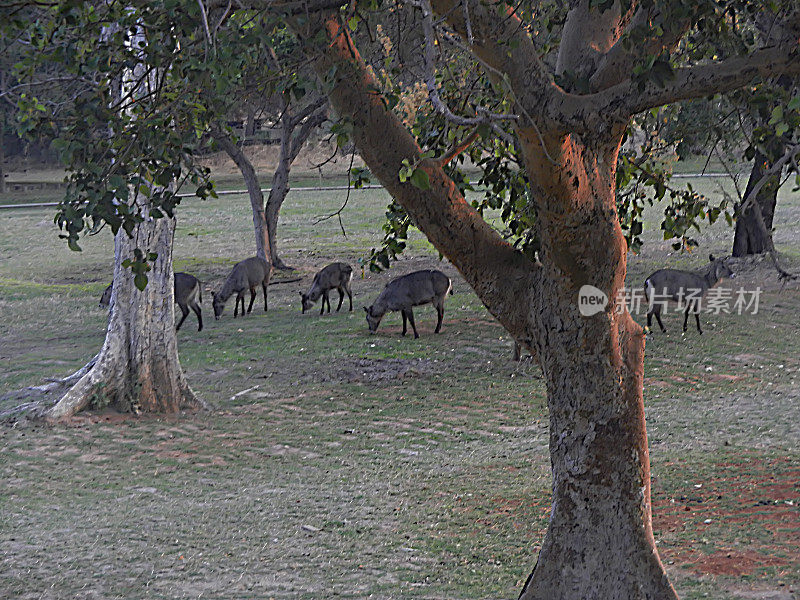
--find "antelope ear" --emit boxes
[363,306,369,313]
[709,254,716,262]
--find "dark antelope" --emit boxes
[301,262,353,315]
[644,254,735,334]
[364,269,452,338]
[212,256,271,319]
[99,272,203,331]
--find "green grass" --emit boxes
[0,166,799,599]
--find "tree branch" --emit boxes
[288,102,328,162]
[413,0,517,143]
[429,0,557,129]
[434,127,480,166]
[589,4,691,91]
[618,43,800,118]
[556,0,631,80]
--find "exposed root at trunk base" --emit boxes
[2,352,211,426]
[0,355,99,425]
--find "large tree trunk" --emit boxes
[46,194,199,420]
[299,14,676,598]
[517,134,676,599]
[732,151,780,257]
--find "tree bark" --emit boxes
[45,193,200,420]
[732,150,780,257]
[518,133,676,599]
[299,15,677,597]
[244,105,257,138]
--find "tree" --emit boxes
[210,92,328,269]
[280,1,800,596]
[263,93,328,269]
[206,26,329,269]
[3,3,217,419]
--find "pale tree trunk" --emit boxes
[297,13,677,598]
[265,96,293,270]
[45,193,201,420]
[244,105,258,138]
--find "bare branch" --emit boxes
[313,151,355,236]
[197,0,215,54]
[429,0,555,127]
[288,95,327,128]
[461,0,473,46]
[618,43,800,118]
[212,0,233,37]
[288,102,328,162]
[412,0,517,143]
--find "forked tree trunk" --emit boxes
[210,123,272,265]
[213,94,326,271]
[301,14,677,599]
[265,96,327,271]
[264,97,293,270]
[732,150,779,257]
[46,196,199,420]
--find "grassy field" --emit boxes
[1,171,799,600]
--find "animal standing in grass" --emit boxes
[364,269,452,338]
[301,262,353,315]
[100,272,204,331]
[644,254,735,334]
[212,256,271,319]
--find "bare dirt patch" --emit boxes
[320,357,439,383]
[654,455,800,580]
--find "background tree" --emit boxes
[207,25,329,269]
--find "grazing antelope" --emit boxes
[301,262,353,315]
[364,269,452,338]
[644,254,735,334]
[212,256,271,319]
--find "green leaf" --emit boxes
[409,168,431,190]
[134,272,148,291]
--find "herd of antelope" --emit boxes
[99,253,736,348]
[99,256,455,339]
